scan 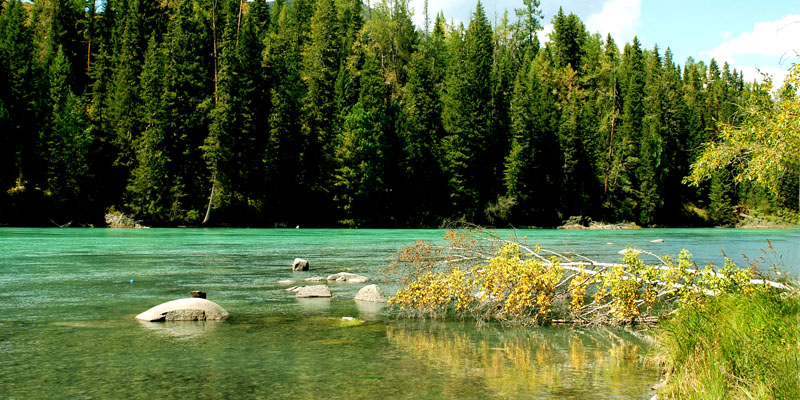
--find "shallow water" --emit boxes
[0,227,797,399]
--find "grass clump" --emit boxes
[654,289,800,399]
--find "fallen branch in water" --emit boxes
[385,226,791,326]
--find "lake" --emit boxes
[1,227,797,399]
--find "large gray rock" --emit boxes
[135,298,229,322]
[292,258,310,271]
[295,285,332,298]
[354,284,387,303]
[327,272,369,283]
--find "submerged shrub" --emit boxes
[387,227,788,326]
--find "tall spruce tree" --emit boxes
[610,37,646,221]
[440,2,494,221]
[41,46,92,221]
[263,4,305,224]
[301,0,341,224]
[1,0,45,224]
[334,50,395,226]
[504,51,560,225]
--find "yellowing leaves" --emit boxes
[388,228,783,326]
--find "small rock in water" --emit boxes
[292,258,310,271]
[326,272,369,283]
[354,284,387,303]
[276,280,295,285]
[295,285,332,298]
[285,286,301,293]
[650,239,664,243]
[304,276,327,282]
[341,317,355,321]
[189,290,207,299]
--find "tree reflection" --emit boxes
[386,323,656,398]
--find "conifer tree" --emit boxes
[611,37,646,220]
[41,46,92,219]
[301,0,341,224]
[441,2,494,220]
[550,8,585,73]
[513,0,542,59]
[504,51,560,225]
[334,50,395,226]
[264,4,305,224]
[399,49,445,224]
[1,0,45,223]
[638,46,664,224]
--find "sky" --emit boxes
[408,0,800,88]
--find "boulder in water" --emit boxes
[295,285,332,298]
[292,258,310,271]
[135,298,229,322]
[354,284,387,303]
[326,272,369,283]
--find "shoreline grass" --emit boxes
[652,288,800,399]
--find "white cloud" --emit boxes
[584,0,641,44]
[702,14,800,63]
[702,14,800,89]
[541,23,554,41]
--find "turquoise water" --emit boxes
[0,228,797,399]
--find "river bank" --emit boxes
[653,289,800,398]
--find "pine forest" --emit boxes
[1,0,797,228]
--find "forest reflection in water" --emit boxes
[386,322,656,398]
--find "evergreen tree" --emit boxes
[550,8,585,73]
[263,4,305,224]
[657,48,688,222]
[0,0,46,224]
[41,46,93,220]
[611,37,646,221]
[127,0,212,224]
[486,11,514,224]
[638,46,664,224]
[398,49,445,225]
[513,0,543,59]
[504,51,560,225]
[127,38,171,222]
[334,50,396,226]
[301,0,341,224]
[440,2,494,221]
[709,169,737,226]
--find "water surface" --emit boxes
[1,227,797,398]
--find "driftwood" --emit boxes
[104,211,146,229]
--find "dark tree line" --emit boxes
[1,0,794,227]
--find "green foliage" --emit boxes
[686,64,800,215]
[655,290,800,399]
